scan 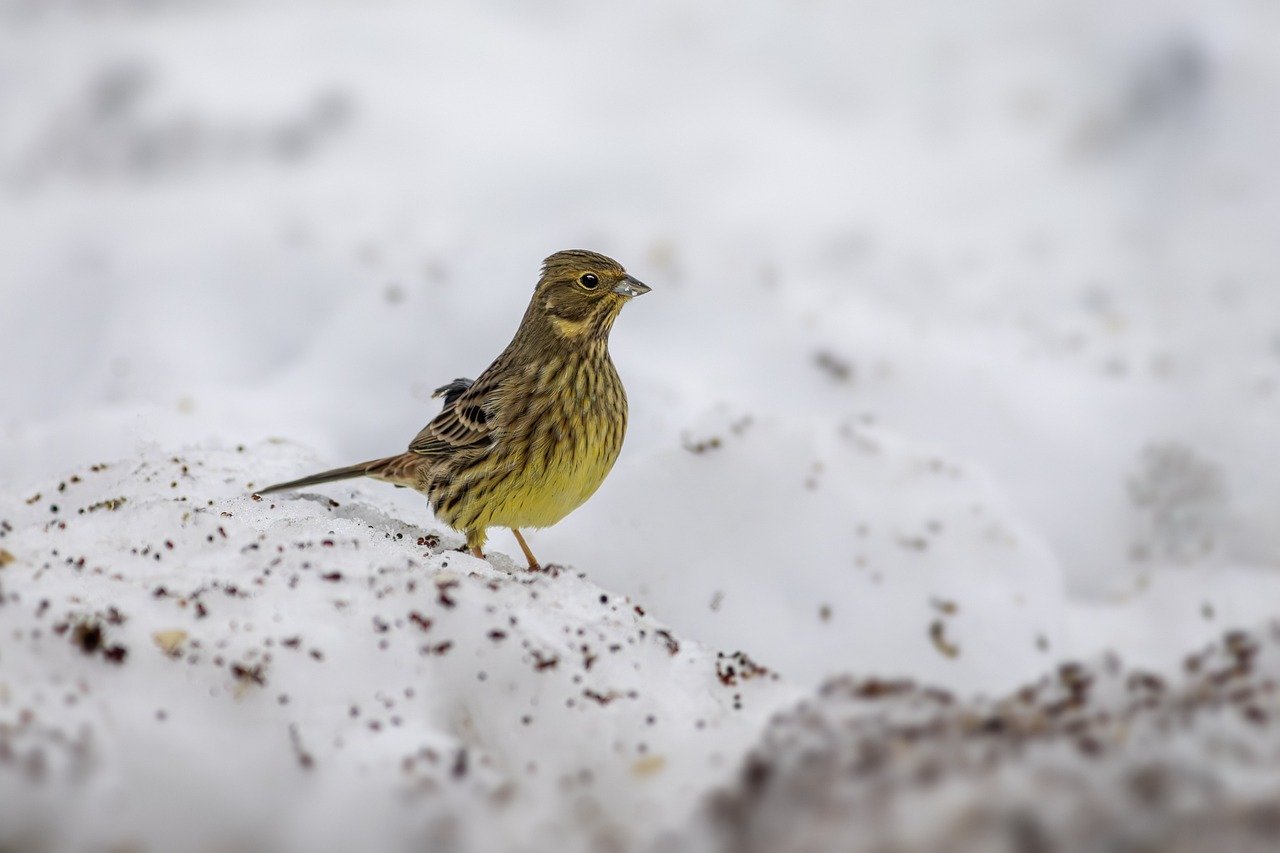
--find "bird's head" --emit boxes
[531,249,650,342]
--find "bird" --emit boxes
[254,249,651,571]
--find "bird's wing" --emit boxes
[409,374,499,457]
[431,377,473,407]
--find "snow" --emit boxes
[683,627,1280,853]
[2,0,1280,850]
[1,446,795,852]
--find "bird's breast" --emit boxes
[494,354,627,527]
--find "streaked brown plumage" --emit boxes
[254,249,650,570]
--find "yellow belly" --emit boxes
[483,411,622,529]
[426,352,627,548]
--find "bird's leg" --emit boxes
[511,529,541,571]
[465,528,487,561]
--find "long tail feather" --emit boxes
[254,457,394,496]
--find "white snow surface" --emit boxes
[2,0,1280,850]
[1,447,795,852]
[682,628,1280,853]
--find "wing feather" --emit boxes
[409,373,500,457]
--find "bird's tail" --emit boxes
[253,453,419,496]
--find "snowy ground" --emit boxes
[1,447,797,852]
[3,1,1280,850]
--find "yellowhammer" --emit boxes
[255,249,650,570]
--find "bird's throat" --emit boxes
[548,313,594,340]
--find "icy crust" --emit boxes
[0,445,795,853]
[691,627,1280,853]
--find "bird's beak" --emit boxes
[613,274,651,298]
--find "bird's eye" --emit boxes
[579,273,599,289]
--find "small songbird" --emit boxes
[255,250,650,570]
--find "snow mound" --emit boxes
[689,626,1280,853]
[0,444,795,853]
[538,410,1067,694]
[3,444,1279,852]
